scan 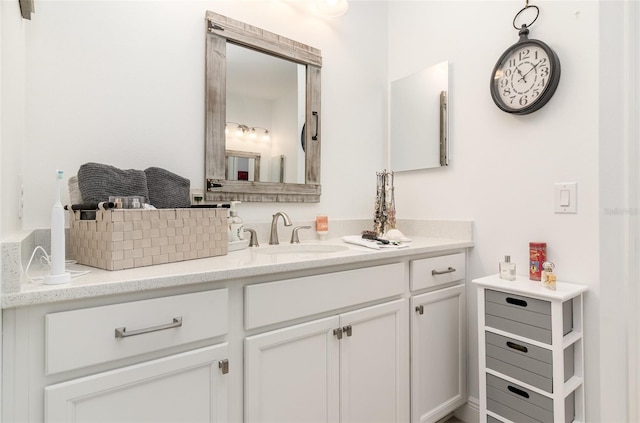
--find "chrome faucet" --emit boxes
[243,228,259,247]
[290,225,311,244]
[269,212,292,245]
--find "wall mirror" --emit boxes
[205,11,322,202]
[390,61,449,172]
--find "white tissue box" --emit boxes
[70,208,228,271]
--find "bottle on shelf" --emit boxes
[499,255,516,281]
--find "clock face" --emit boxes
[490,39,560,114]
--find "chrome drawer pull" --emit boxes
[333,328,343,340]
[218,359,230,375]
[115,317,183,339]
[343,325,353,337]
[431,267,456,276]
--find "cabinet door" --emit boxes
[340,299,409,423]
[245,316,340,423]
[411,284,466,423]
[45,344,229,423]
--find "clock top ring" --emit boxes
[512,4,539,30]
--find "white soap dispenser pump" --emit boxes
[228,201,244,242]
[44,170,71,285]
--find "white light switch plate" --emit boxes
[554,182,577,213]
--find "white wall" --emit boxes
[1,0,27,237]
[388,1,632,421]
[5,0,387,231]
[628,3,640,418]
[0,1,3,417]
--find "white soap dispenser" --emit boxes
[228,201,244,242]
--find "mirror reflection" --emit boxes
[390,61,449,172]
[226,43,306,185]
[226,150,261,182]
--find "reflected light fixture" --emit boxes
[226,122,270,141]
[315,0,349,17]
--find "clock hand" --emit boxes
[514,66,527,84]
[519,60,543,82]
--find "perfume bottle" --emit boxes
[541,261,556,290]
[499,255,516,281]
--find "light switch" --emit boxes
[555,183,577,213]
[560,190,570,207]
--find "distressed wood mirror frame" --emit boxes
[205,11,322,202]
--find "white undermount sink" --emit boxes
[255,243,350,255]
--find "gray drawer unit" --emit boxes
[486,331,574,393]
[485,290,573,344]
[487,374,575,423]
[487,416,503,423]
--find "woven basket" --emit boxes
[70,208,228,271]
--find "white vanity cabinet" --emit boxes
[2,289,230,423]
[45,343,229,423]
[245,299,408,423]
[2,239,474,423]
[410,253,467,423]
[244,263,410,423]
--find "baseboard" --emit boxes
[454,396,479,423]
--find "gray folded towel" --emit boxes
[78,162,149,203]
[68,175,83,204]
[144,167,191,209]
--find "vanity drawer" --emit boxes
[410,253,465,291]
[245,263,404,329]
[486,374,574,423]
[46,289,228,375]
[485,290,572,344]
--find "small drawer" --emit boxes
[486,289,551,316]
[410,253,465,291]
[486,332,574,393]
[485,290,572,344]
[486,332,552,392]
[245,263,404,329]
[487,374,574,423]
[46,289,228,375]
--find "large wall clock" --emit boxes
[490,5,561,115]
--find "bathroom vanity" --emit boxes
[2,232,472,423]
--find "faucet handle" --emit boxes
[290,225,312,244]
[243,228,259,247]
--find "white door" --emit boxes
[411,284,466,423]
[244,316,340,423]
[340,299,409,423]
[45,344,229,423]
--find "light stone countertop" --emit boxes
[2,236,473,309]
